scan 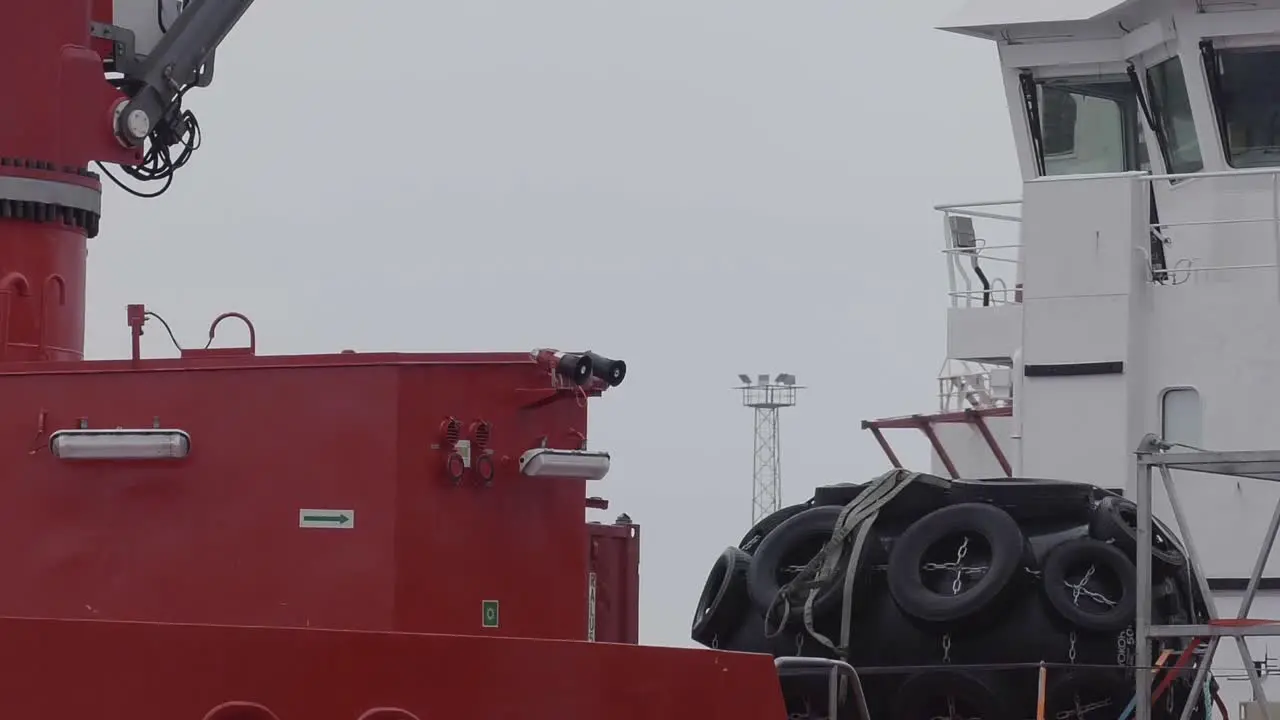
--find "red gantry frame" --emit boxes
[861,406,1013,479]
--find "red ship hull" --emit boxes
[0,615,786,719]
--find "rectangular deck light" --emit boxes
[519,448,610,480]
[50,429,191,460]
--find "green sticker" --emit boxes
[482,599,500,628]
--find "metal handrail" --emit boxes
[938,202,1023,309]
[1140,169,1280,284]
[937,364,1013,414]
[939,169,1280,292]
[773,656,872,720]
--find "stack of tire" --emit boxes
[690,473,1211,720]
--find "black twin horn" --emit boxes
[583,351,626,387]
[532,348,627,388]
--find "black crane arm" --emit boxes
[112,0,257,146]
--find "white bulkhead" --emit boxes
[873,0,1280,706]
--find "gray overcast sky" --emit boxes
[85,0,1020,647]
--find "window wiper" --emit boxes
[1127,64,1168,150]
[1199,39,1238,165]
[1019,72,1047,176]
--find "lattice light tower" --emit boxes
[737,373,801,525]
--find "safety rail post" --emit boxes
[1133,434,1280,720]
[1135,442,1154,720]
[773,656,872,720]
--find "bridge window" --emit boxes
[1160,387,1202,451]
[1147,56,1204,174]
[1034,78,1149,176]
[1205,45,1280,167]
[1041,88,1078,156]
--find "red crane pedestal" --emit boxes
[0,222,86,361]
[0,0,136,361]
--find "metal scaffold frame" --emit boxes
[1134,434,1280,720]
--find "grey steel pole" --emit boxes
[1135,458,1152,720]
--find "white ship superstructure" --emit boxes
[863,0,1280,712]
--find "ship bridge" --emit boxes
[864,0,1280,711]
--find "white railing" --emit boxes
[937,359,1013,413]
[937,199,1023,308]
[1142,168,1280,284]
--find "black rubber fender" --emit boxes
[1041,537,1137,632]
[690,546,752,647]
[1090,495,1186,568]
[746,505,877,622]
[952,478,1095,523]
[1044,669,1131,720]
[892,670,1012,720]
[812,482,867,507]
[739,502,809,554]
[887,502,1026,623]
